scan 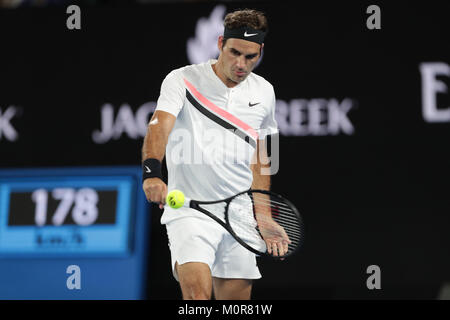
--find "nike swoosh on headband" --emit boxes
[244,31,258,37]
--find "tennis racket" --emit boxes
[168,189,304,259]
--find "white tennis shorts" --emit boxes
[165,213,262,282]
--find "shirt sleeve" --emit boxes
[155,69,185,117]
[258,85,278,140]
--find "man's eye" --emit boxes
[231,50,240,56]
[246,55,257,60]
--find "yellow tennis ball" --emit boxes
[166,190,185,209]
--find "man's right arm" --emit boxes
[142,110,177,208]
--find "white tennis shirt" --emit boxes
[155,59,278,223]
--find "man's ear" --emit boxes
[218,36,224,53]
[260,43,264,57]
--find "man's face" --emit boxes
[218,37,262,84]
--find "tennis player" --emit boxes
[142,9,278,300]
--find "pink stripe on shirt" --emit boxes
[184,78,259,140]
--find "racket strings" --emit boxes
[228,192,303,256]
[198,202,227,223]
[254,204,298,219]
[254,206,302,247]
[251,197,292,209]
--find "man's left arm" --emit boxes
[250,137,289,256]
[251,84,278,188]
[250,137,271,190]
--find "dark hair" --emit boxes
[224,9,268,32]
[223,9,268,48]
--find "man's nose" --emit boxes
[236,55,246,69]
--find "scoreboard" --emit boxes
[0,167,150,299]
[0,173,134,256]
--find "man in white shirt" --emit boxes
[142,9,278,300]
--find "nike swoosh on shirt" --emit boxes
[244,31,258,37]
[248,102,260,107]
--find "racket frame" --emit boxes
[184,189,303,259]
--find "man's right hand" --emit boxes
[143,177,168,209]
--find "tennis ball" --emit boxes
[166,190,185,209]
